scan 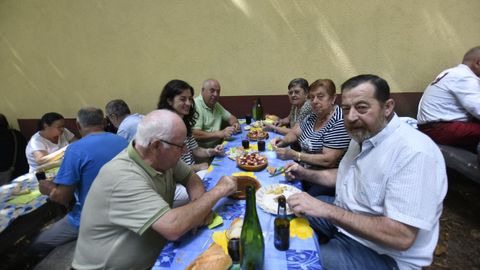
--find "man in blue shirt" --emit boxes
[28,106,128,258]
[106,99,144,142]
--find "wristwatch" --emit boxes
[296,152,302,162]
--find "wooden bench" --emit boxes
[438,145,480,184]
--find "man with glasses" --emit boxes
[105,99,144,142]
[72,109,237,270]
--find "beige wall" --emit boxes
[1,0,479,127]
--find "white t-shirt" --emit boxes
[26,129,75,172]
[417,64,480,124]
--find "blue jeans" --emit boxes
[308,196,399,270]
[27,215,78,258]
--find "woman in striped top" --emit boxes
[271,79,350,169]
[157,80,225,172]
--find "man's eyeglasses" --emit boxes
[159,139,186,149]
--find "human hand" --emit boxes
[212,144,225,156]
[287,192,324,217]
[215,175,237,196]
[275,148,295,160]
[263,123,275,132]
[270,137,284,149]
[222,127,235,138]
[284,162,305,181]
[38,180,55,196]
[232,123,241,133]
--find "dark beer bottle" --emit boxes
[274,195,290,251]
[240,185,264,270]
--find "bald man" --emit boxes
[192,79,241,148]
[72,110,237,270]
[417,46,480,152]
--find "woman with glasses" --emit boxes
[264,78,312,135]
[157,79,225,172]
[270,79,350,196]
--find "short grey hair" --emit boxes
[105,99,131,117]
[135,110,177,147]
[77,106,104,128]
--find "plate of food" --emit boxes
[227,146,245,160]
[229,176,261,200]
[256,184,302,215]
[236,152,268,171]
[247,130,269,141]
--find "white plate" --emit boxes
[256,184,301,215]
[244,125,251,131]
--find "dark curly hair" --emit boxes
[157,79,198,136]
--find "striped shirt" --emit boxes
[180,136,198,165]
[298,105,350,155]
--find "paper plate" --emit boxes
[256,184,302,215]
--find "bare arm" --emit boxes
[190,163,209,172]
[192,129,224,141]
[151,176,237,241]
[192,144,225,159]
[287,193,418,250]
[228,115,241,133]
[285,163,337,188]
[279,147,345,168]
[193,127,235,141]
[32,150,50,165]
[271,124,301,148]
[184,173,206,201]
[39,181,75,207]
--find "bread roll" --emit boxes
[185,243,232,270]
[226,218,243,239]
[265,114,279,121]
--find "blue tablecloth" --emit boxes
[0,173,48,233]
[152,127,322,270]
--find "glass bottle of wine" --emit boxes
[240,185,264,270]
[274,195,290,251]
[252,98,264,121]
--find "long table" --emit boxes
[0,173,65,255]
[152,126,322,269]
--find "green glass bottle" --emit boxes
[252,98,264,121]
[240,185,264,270]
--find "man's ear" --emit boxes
[384,98,395,118]
[150,140,161,151]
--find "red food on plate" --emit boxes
[236,152,268,171]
